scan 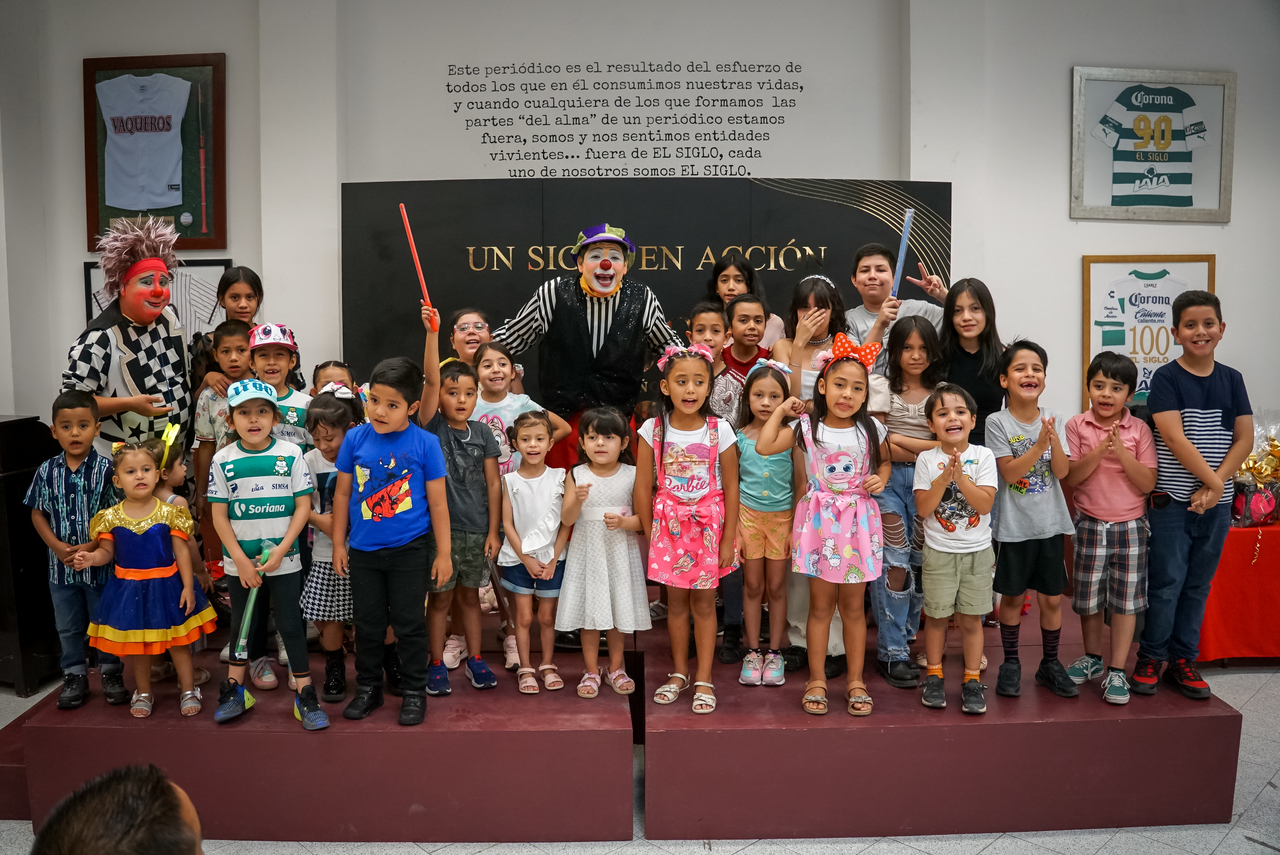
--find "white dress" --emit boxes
[555,464,652,634]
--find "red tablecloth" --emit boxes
[1199,524,1280,660]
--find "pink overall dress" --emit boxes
[791,416,884,585]
[646,416,732,590]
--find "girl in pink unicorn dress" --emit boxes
[756,333,890,718]
[635,344,740,715]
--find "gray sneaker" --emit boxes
[1102,669,1130,705]
[1066,654,1105,685]
[961,680,987,714]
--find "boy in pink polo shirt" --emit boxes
[1064,352,1157,704]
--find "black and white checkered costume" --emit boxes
[63,301,192,453]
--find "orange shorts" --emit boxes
[738,506,793,561]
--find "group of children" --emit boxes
[29,237,1252,726]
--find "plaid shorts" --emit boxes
[1072,513,1149,616]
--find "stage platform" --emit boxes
[643,638,1242,840]
[17,643,635,842]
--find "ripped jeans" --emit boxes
[870,462,925,662]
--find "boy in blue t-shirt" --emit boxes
[1134,291,1252,699]
[332,357,451,725]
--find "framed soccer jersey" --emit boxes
[83,54,227,251]
[1081,255,1215,410]
[1071,67,1236,223]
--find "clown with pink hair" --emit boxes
[63,218,191,454]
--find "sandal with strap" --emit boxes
[180,687,203,716]
[692,681,716,714]
[653,673,689,705]
[605,668,635,695]
[130,691,154,718]
[517,667,539,694]
[847,680,874,716]
[802,679,829,715]
[577,670,602,698]
[539,664,564,691]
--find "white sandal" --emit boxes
[692,682,717,714]
[653,673,688,704]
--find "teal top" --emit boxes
[736,433,794,513]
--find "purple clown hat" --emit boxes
[570,224,636,268]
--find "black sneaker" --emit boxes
[343,685,385,720]
[1130,656,1161,695]
[782,645,805,672]
[399,691,427,726]
[920,674,946,708]
[57,674,89,709]
[1035,658,1081,698]
[321,648,346,703]
[383,643,403,697]
[961,680,987,714]
[100,670,129,705]
[876,658,919,689]
[718,624,745,664]
[1162,658,1212,700]
[824,654,847,680]
[996,661,1021,697]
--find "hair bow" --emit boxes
[813,334,883,376]
[656,342,715,372]
[319,381,356,400]
[746,358,793,379]
[158,422,180,469]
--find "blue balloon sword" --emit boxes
[890,208,915,298]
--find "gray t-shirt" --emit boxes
[426,414,501,533]
[984,407,1075,541]
[845,300,944,375]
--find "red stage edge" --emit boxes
[643,649,1242,840]
[20,649,634,842]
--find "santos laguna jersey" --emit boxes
[1091,84,1209,208]
[96,73,191,210]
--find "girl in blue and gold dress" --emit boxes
[75,443,218,717]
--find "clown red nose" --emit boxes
[599,259,612,270]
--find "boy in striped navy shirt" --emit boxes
[1135,291,1252,699]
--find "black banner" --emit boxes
[341,178,950,400]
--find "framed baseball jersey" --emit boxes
[84,54,227,251]
[1071,67,1236,223]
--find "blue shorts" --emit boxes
[499,559,566,597]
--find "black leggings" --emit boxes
[227,571,309,678]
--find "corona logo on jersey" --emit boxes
[1130,91,1175,108]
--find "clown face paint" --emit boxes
[120,271,172,325]
[577,243,627,297]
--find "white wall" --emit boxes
[2,0,1278,420]
[0,0,262,417]
[910,0,1280,415]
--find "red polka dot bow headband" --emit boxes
[813,333,882,376]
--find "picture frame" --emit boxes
[1081,254,1215,410]
[1071,66,1236,223]
[84,258,233,339]
[83,53,227,251]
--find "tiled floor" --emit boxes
[2,665,1277,855]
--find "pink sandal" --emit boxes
[539,664,564,691]
[604,668,635,695]
[577,670,602,698]
[517,667,539,694]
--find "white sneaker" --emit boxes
[287,671,297,691]
[442,634,468,670]
[276,632,289,667]
[503,635,519,672]
[305,622,319,643]
[219,642,231,663]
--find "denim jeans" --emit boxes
[49,579,121,675]
[349,534,432,692]
[870,462,924,662]
[1138,499,1230,663]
